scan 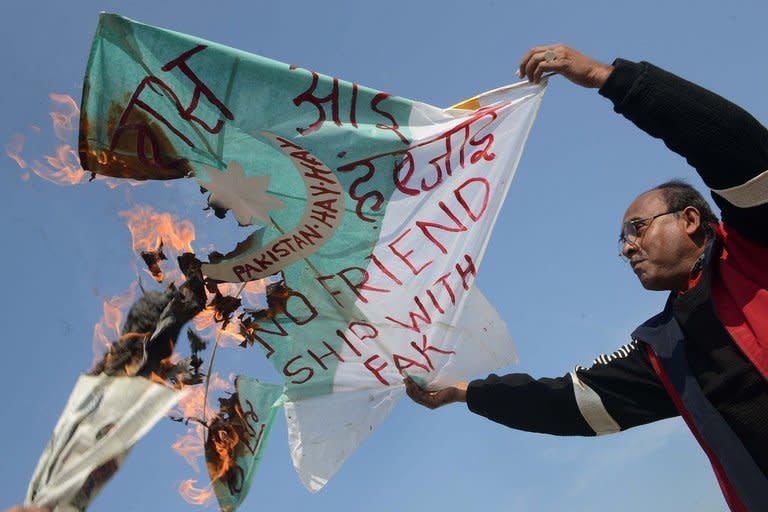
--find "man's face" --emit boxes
[621,190,701,291]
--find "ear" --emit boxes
[680,206,702,236]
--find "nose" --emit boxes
[621,240,638,260]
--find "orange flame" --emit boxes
[118,205,196,284]
[190,280,266,348]
[6,93,139,188]
[5,134,27,169]
[207,424,240,483]
[92,283,139,364]
[172,372,231,422]
[29,144,87,186]
[49,93,79,141]
[209,373,232,393]
[22,94,89,185]
[178,479,214,506]
[172,373,233,504]
[173,428,204,471]
[191,307,245,349]
[119,205,195,255]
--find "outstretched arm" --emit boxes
[406,341,678,436]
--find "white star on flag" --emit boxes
[197,160,286,226]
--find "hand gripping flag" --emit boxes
[79,13,545,497]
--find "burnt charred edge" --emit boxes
[176,327,207,385]
[164,356,205,386]
[205,391,255,495]
[206,230,261,265]
[208,292,242,329]
[140,241,167,283]
[228,278,288,349]
[180,253,223,298]
[89,331,149,377]
[170,415,208,428]
[203,278,222,295]
[144,257,206,375]
[187,327,207,353]
[199,185,229,220]
[236,279,293,348]
[90,256,207,379]
[259,281,292,318]
[237,314,256,348]
[177,252,200,277]
[70,458,120,510]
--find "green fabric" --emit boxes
[80,13,413,399]
[209,377,284,512]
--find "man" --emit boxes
[405,45,768,511]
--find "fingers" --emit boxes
[519,44,562,83]
[404,376,433,409]
[404,377,467,410]
[404,376,446,410]
[518,45,550,78]
[519,44,613,88]
[530,57,561,84]
[523,53,543,83]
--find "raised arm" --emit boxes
[520,44,768,244]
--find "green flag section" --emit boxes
[206,377,284,512]
[80,13,545,493]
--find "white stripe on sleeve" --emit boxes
[569,371,621,436]
[712,169,768,208]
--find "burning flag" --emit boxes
[24,249,207,511]
[25,375,185,511]
[206,377,284,511]
[79,11,544,500]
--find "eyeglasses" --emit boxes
[618,209,682,259]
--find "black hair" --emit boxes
[651,179,719,237]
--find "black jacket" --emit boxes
[467,59,768,475]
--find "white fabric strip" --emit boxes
[569,371,621,436]
[712,169,768,208]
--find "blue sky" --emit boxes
[2,1,767,510]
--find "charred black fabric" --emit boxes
[91,253,206,377]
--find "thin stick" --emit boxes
[202,281,247,424]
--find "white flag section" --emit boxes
[287,287,517,491]
[26,375,185,511]
[282,81,545,491]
